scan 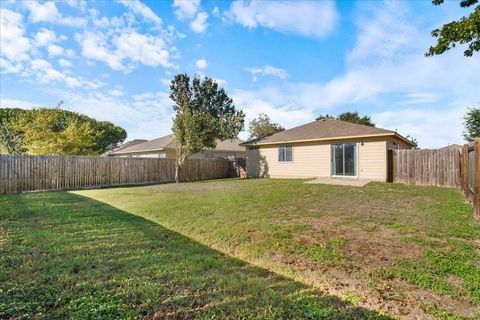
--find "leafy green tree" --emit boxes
[0,125,25,154]
[0,108,126,155]
[463,106,480,142]
[0,108,28,154]
[170,74,245,183]
[248,113,285,140]
[426,0,480,57]
[316,111,375,127]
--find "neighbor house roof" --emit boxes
[242,118,416,147]
[104,139,147,155]
[109,134,245,155]
[439,144,462,150]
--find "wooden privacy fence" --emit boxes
[0,155,238,194]
[391,148,461,187]
[391,138,479,218]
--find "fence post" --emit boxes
[461,144,469,198]
[474,139,480,219]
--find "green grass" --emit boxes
[1,179,479,319]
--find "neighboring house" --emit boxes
[107,134,246,159]
[439,144,462,150]
[242,118,415,181]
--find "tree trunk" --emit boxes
[175,163,180,183]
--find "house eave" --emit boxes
[108,147,168,155]
[243,133,416,147]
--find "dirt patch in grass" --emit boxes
[274,214,480,319]
[288,216,423,268]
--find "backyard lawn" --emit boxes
[1,179,479,319]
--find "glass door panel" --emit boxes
[344,143,356,176]
[331,143,356,176]
[333,144,344,175]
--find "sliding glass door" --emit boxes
[331,143,356,176]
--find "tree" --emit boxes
[0,108,127,155]
[316,111,375,127]
[248,113,285,140]
[426,0,480,57]
[463,106,480,141]
[170,74,245,183]
[0,124,25,154]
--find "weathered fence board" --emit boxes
[461,139,480,218]
[392,148,461,187]
[0,155,239,194]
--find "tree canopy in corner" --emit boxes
[426,0,480,57]
[0,108,127,155]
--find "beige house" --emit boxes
[242,118,415,181]
[108,134,246,159]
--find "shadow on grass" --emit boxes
[1,191,391,319]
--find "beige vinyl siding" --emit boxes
[387,139,412,150]
[247,142,330,178]
[247,138,391,181]
[358,140,387,181]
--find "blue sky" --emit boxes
[1,0,479,148]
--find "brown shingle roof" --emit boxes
[104,139,147,155]
[110,134,176,154]
[210,139,246,152]
[109,135,245,154]
[242,118,414,146]
[439,144,462,150]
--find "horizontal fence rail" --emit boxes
[392,148,461,187]
[0,155,237,194]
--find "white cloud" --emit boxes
[246,65,289,81]
[173,0,200,20]
[232,89,315,140]
[0,97,40,109]
[190,11,208,33]
[212,6,220,17]
[47,44,64,57]
[347,2,416,65]
[58,59,72,68]
[113,31,171,67]
[28,58,102,89]
[172,0,208,33]
[66,0,87,12]
[24,1,86,27]
[226,1,338,38]
[34,28,57,47]
[0,8,30,62]
[117,0,162,26]
[25,1,59,22]
[0,58,24,74]
[195,58,207,69]
[373,106,468,148]
[107,88,124,97]
[76,24,173,71]
[75,31,124,70]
